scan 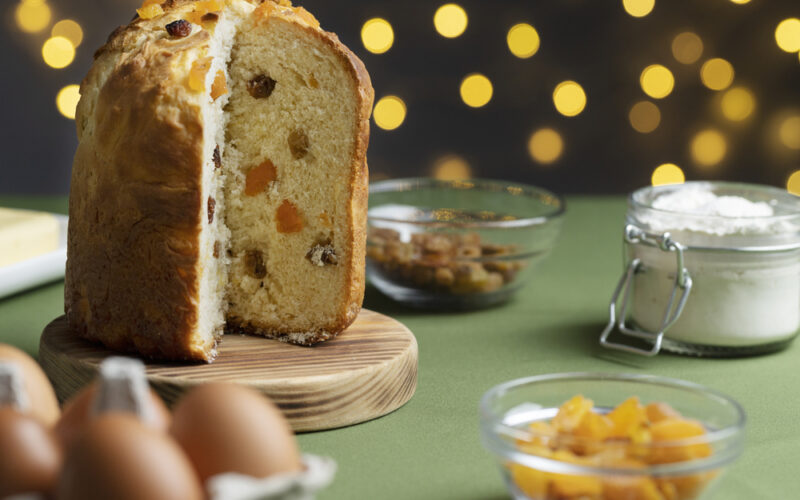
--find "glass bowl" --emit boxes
[366,178,565,309]
[479,373,746,500]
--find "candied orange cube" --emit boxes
[276,199,303,233]
[294,6,320,27]
[657,471,716,500]
[185,11,204,25]
[188,57,213,92]
[575,409,613,441]
[552,395,594,433]
[603,476,665,500]
[550,468,603,499]
[511,463,549,499]
[244,160,277,196]
[211,70,227,100]
[136,3,163,19]
[649,419,711,464]
[646,402,682,423]
[517,421,556,450]
[607,397,648,439]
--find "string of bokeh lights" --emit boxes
[362,1,800,192]
[10,0,800,192]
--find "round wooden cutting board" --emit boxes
[39,309,417,432]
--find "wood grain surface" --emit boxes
[39,309,417,432]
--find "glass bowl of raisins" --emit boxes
[479,373,746,500]
[366,178,565,309]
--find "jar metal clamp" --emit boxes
[599,224,693,356]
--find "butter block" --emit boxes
[0,208,59,267]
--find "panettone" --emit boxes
[65,0,373,361]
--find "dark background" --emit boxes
[1,0,798,195]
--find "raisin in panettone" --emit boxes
[65,0,374,361]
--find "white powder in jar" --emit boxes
[628,183,800,351]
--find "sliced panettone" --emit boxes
[65,0,373,361]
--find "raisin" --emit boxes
[207,196,215,224]
[201,12,219,22]
[288,129,309,159]
[165,19,191,37]
[247,74,276,99]
[276,200,303,233]
[244,160,277,196]
[213,145,221,169]
[306,242,338,266]
[213,240,220,258]
[244,250,266,279]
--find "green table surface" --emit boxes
[1,195,799,499]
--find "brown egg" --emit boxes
[170,383,302,482]
[0,408,62,497]
[54,381,171,449]
[56,413,203,500]
[0,344,60,425]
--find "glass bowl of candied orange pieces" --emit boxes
[479,373,745,500]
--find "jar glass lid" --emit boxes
[628,181,800,251]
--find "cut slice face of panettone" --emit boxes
[65,0,373,361]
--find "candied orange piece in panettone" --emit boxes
[276,200,303,233]
[607,396,648,439]
[646,402,682,423]
[136,3,164,19]
[244,160,277,196]
[211,70,228,100]
[189,57,213,92]
[294,6,320,27]
[552,395,594,433]
[195,0,225,13]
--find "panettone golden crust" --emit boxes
[65,0,373,361]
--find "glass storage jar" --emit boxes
[600,182,800,357]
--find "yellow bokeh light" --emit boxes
[552,81,586,117]
[56,84,81,119]
[729,0,751,4]
[460,73,493,108]
[691,129,727,167]
[42,36,75,69]
[629,101,661,133]
[640,64,675,99]
[507,23,540,59]
[528,128,564,164]
[622,0,655,18]
[373,95,406,131]
[432,154,472,180]
[434,4,468,39]
[787,171,800,195]
[15,0,52,33]
[652,163,685,186]
[720,87,755,122]
[779,116,800,150]
[361,18,394,54]
[775,18,800,53]
[700,58,734,91]
[51,19,83,47]
[671,32,703,65]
